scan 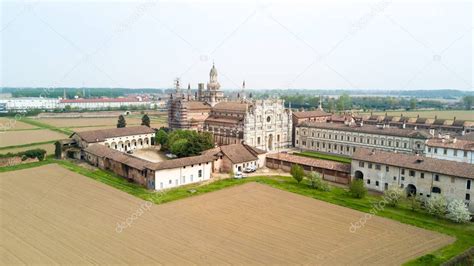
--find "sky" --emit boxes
[0,0,472,90]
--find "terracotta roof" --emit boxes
[203,143,265,164]
[205,116,242,125]
[299,122,431,139]
[84,144,151,170]
[267,153,351,173]
[426,138,474,151]
[352,148,474,179]
[212,101,249,112]
[73,126,155,143]
[61,98,149,103]
[185,101,211,110]
[293,110,330,119]
[148,154,215,170]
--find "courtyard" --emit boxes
[130,147,168,163]
[1,164,454,265]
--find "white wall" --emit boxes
[425,146,473,164]
[104,133,155,152]
[154,161,212,190]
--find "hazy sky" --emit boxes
[1,0,472,90]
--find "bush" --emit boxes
[290,164,304,183]
[446,199,471,223]
[0,149,46,161]
[307,171,330,191]
[349,179,367,199]
[425,196,447,217]
[408,195,423,211]
[384,187,404,207]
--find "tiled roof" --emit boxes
[84,144,151,170]
[73,126,155,143]
[267,153,351,173]
[61,98,149,103]
[148,154,215,170]
[185,101,211,110]
[205,116,242,125]
[212,101,249,112]
[293,110,330,118]
[426,138,474,151]
[299,122,431,139]
[352,148,474,179]
[203,143,265,164]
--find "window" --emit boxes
[385,166,389,172]
[466,194,471,201]
[368,163,373,169]
[404,143,407,148]
[434,148,438,153]
[401,176,405,181]
[169,180,172,184]
[388,141,392,146]
[431,187,441,194]
[267,116,271,122]
[384,183,388,190]
[198,170,202,178]
[375,164,381,170]
[359,161,365,167]
[454,150,458,156]
[434,174,440,181]
[401,169,405,175]
[375,181,379,187]
[420,173,424,179]
[396,142,399,147]
[464,151,468,157]
[257,137,261,145]
[393,176,397,181]
[443,148,447,155]
[467,180,471,190]
[367,179,371,184]
[409,170,415,177]
[428,147,432,152]
[381,140,384,145]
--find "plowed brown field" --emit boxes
[0,130,66,147]
[0,164,454,265]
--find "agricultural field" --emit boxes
[37,115,167,130]
[0,117,39,131]
[0,164,453,265]
[0,129,65,148]
[361,110,474,121]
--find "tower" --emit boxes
[240,80,246,100]
[318,95,323,110]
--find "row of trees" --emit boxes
[155,129,214,158]
[281,94,452,112]
[290,165,330,192]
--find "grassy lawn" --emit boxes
[295,151,352,164]
[0,140,57,151]
[1,159,472,265]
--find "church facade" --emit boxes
[167,64,292,152]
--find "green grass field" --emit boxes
[361,110,474,121]
[1,159,473,265]
[294,151,352,164]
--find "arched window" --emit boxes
[431,187,441,194]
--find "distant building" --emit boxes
[295,122,430,156]
[167,64,292,152]
[203,143,266,173]
[59,97,151,110]
[351,148,474,213]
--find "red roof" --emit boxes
[60,98,150,103]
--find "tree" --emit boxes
[462,96,474,110]
[165,129,215,157]
[327,98,335,113]
[409,98,417,110]
[141,114,151,127]
[117,115,126,128]
[155,129,168,149]
[446,200,471,223]
[169,138,189,157]
[290,164,304,183]
[337,93,351,111]
[384,187,404,207]
[349,179,367,199]
[425,196,447,217]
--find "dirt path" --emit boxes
[0,164,454,265]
